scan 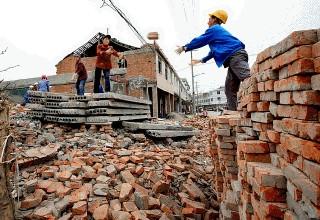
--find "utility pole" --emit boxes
[196,81,199,113]
[190,51,195,114]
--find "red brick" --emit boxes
[183,183,206,202]
[20,189,46,209]
[56,170,72,181]
[256,101,270,112]
[259,186,286,202]
[257,82,264,92]
[313,41,320,58]
[152,180,169,194]
[287,180,302,201]
[119,183,133,202]
[259,58,272,71]
[271,29,318,58]
[257,46,272,63]
[291,105,318,120]
[267,130,280,144]
[244,154,271,163]
[292,90,320,105]
[247,102,258,112]
[72,201,87,215]
[238,140,270,154]
[281,133,320,163]
[303,159,320,186]
[288,58,314,76]
[277,104,318,120]
[311,74,320,90]
[297,121,320,142]
[260,91,279,101]
[280,92,294,104]
[284,164,320,205]
[182,198,206,214]
[314,57,320,73]
[129,155,144,164]
[264,80,275,91]
[284,210,299,220]
[274,75,311,92]
[252,123,272,132]
[272,45,313,70]
[93,204,109,220]
[120,170,136,184]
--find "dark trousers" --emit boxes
[224,49,250,110]
[76,79,86,96]
[94,67,111,93]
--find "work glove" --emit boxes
[175,46,185,55]
[190,59,202,65]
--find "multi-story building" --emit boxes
[196,86,227,110]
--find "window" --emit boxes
[211,98,213,101]
[217,97,221,101]
[165,66,168,80]
[158,59,162,74]
[217,91,220,94]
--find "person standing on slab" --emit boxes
[94,34,122,93]
[75,56,88,96]
[175,10,250,110]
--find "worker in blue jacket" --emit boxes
[176,10,250,111]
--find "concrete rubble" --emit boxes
[9,107,219,220]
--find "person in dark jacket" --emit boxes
[75,56,88,95]
[94,34,123,93]
[176,10,250,110]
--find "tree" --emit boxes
[0,46,15,219]
[0,47,19,74]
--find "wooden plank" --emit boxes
[87,100,150,109]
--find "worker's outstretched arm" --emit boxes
[184,28,214,52]
[201,51,215,63]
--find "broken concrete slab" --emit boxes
[25,104,45,110]
[122,121,193,131]
[86,115,150,123]
[44,108,86,116]
[92,92,152,105]
[87,100,150,109]
[86,108,150,115]
[146,130,199,138]
[68,95,92,102]
[44,116,86,124]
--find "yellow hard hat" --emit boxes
[209,10,228,24]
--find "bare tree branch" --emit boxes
[0,47,8,56]
[0,65,20,73]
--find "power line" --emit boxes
[101,0,155,52]
[180,0,188,22]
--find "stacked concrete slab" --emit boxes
[236,29,320,219]
[209,113,241,220]
[27,92,151,124]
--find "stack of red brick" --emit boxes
[236,29,320,219]
[209,114,241,219]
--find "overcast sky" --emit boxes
[0,0,319,92]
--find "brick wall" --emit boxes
[55,49,157,96]
[56,50,156,81]
[209,29,320,220]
